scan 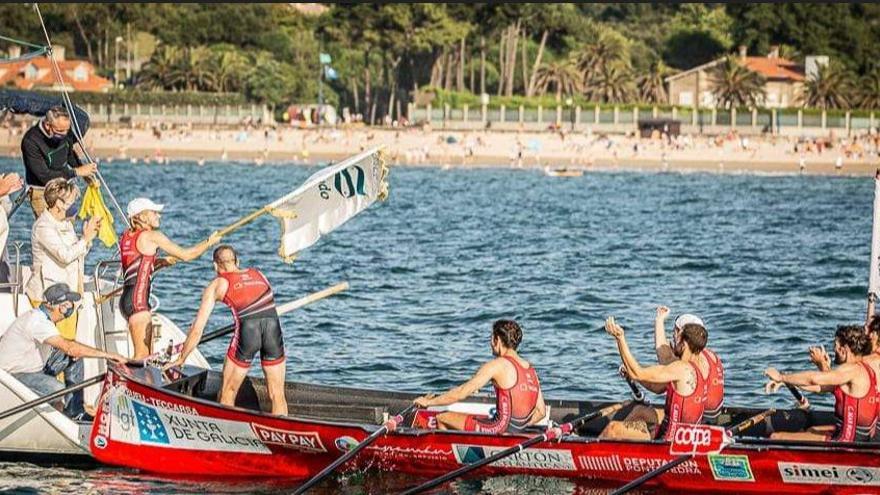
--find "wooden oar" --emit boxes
[609,408,776,495]
[0,283,347,422]
[400,401,631,495]
[293,403,416,495]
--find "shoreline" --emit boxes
[1,126,878,176]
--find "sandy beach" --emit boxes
[2,123,879,176]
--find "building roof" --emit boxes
[0,57,111,92]
[665,55,805,84]
[742,56,804,82]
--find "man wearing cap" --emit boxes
[0,283,127,420]
[655,307,725,424]
[120,197,221,359]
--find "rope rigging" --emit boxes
[32,3,131,232]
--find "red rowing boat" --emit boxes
[90,365,880,493]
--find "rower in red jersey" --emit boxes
[413,320,547,434]
[166,245,287,416]
[655,308,725,424]
[766,325,879,442]
[601,316,709,441]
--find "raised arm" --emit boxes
[165,278,225,369]
[607,316,671,394]
[146,230,221,262]
[415,359,502,407]
[654,306,675,365]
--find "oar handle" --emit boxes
[401,401,629,495]
[0,373,105,422]
[293,403,416,495]
[619,365,646,403]
[785,384,810,410]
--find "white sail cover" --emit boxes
[870,172,880,298]
[268,147,389,262]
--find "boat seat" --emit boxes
[288,403,386,424]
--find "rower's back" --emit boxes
[493,353,542,432]
[655,324,709,440]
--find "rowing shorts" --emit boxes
[226,310,285,368]
[119,283,152,319]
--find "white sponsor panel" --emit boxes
[779,462,880,486]
[577,454,702,475]
[453,444,576,471]
[107,386,270,454]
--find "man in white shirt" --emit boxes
[0,283,126,421]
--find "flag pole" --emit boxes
[868,169,880,324]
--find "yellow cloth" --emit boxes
[77,182,117,247]
[29,298,77,340]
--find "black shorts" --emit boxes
[119,283,152,319]
[226,310,285,368]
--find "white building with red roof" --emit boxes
[666,46,810,109]
[0,46,112,93]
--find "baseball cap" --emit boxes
[43,283,81,305]
[674,313,705,330]
[127,197,164,218]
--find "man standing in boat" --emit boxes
[0,283,127,420]
[21,106,97,217]
[412,320,547,433]
[601,316,709,440]
[655,308,725,424]
[165,245,288,416]
[120,197,221,359]
[766,325,878,442]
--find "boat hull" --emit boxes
[90,367,880,493]
[90,367,375,478]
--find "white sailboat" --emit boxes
[0,259,209,459]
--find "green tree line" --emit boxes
[1,3,879,119]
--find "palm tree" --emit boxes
[855,70,880,109]
[210,46,250,93]
[574,28,630,86]
[168,46,216,91]
[137,45,181,90]
[533,60,581,101]
[637,61,675,104]
[710,58,766,109]
[800,63,852,110]
[589,63,635,104]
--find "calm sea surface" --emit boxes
[0,157,870,494]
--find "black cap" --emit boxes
[43,283,81,305]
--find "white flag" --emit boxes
[268,147,389,262]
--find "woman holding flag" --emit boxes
[25,178,100,339]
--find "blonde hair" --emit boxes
[130,211,152,231]
[44,178,78,209]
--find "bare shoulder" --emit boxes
[211,276,228,299]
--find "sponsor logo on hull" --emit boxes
[335,436,359,453]
[708,454,754,482]
[251,424,327,453]
[577,454,702,475]
[779,462,880,486]
[108,387,270,454]
[453,444,576,471]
